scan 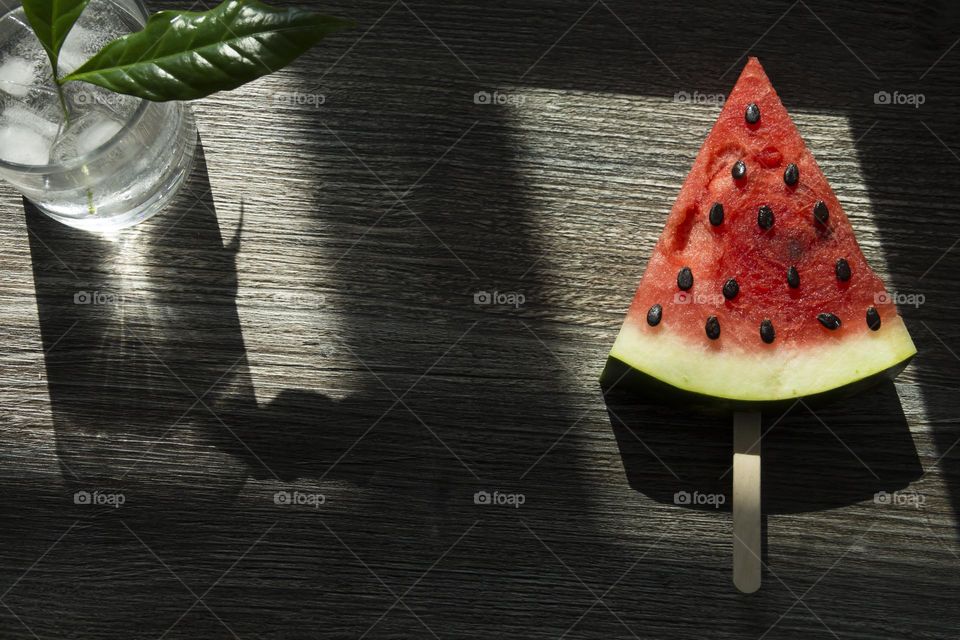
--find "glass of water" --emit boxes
[0,0,197,232]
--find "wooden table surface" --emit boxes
[1,1,959,638]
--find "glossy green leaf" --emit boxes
[21,0,91,73]
[62,0,354,101]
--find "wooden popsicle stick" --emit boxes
[733,411,761,593]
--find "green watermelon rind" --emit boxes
[600,353,913,413]
[600,329,916,413]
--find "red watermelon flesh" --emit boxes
[601,58,915,409]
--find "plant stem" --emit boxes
[46,50,70,122]
[52,61,93,215]
[54,79,70,121]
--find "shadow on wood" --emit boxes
[25,140,255,506]
[604,380,921,514]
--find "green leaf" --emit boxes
[21,0,91,74]
[62,0,355,101]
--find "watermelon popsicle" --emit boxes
[600,58,916,592]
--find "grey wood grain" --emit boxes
[0,0,959,638]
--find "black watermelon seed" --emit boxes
[757,205,774,230]
[745,102,760,124]
[866,306,881,331]
[787,266,800,288]
[732,160,747,180]
[709,202,724,226]
[705,315,721,340]
[817,313,842,330]
[722,278,739,300]
[647,303,662,326]
[813,200,830,226]
[784,163,799,186]
[677,267,694,291]
[835,258,851,281]
[759,319,775,344]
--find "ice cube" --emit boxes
[57,41,90,76]
[0,124,51,165]
[0,57,36,98]
[0,100,59,165]
[75,118,122,154]
[2,104,60,138]
[48,108,123,163]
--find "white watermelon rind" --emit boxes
[602,315,917,410]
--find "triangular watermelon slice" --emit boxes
[601,58,916,411]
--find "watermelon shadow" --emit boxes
[603,380,921,515]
